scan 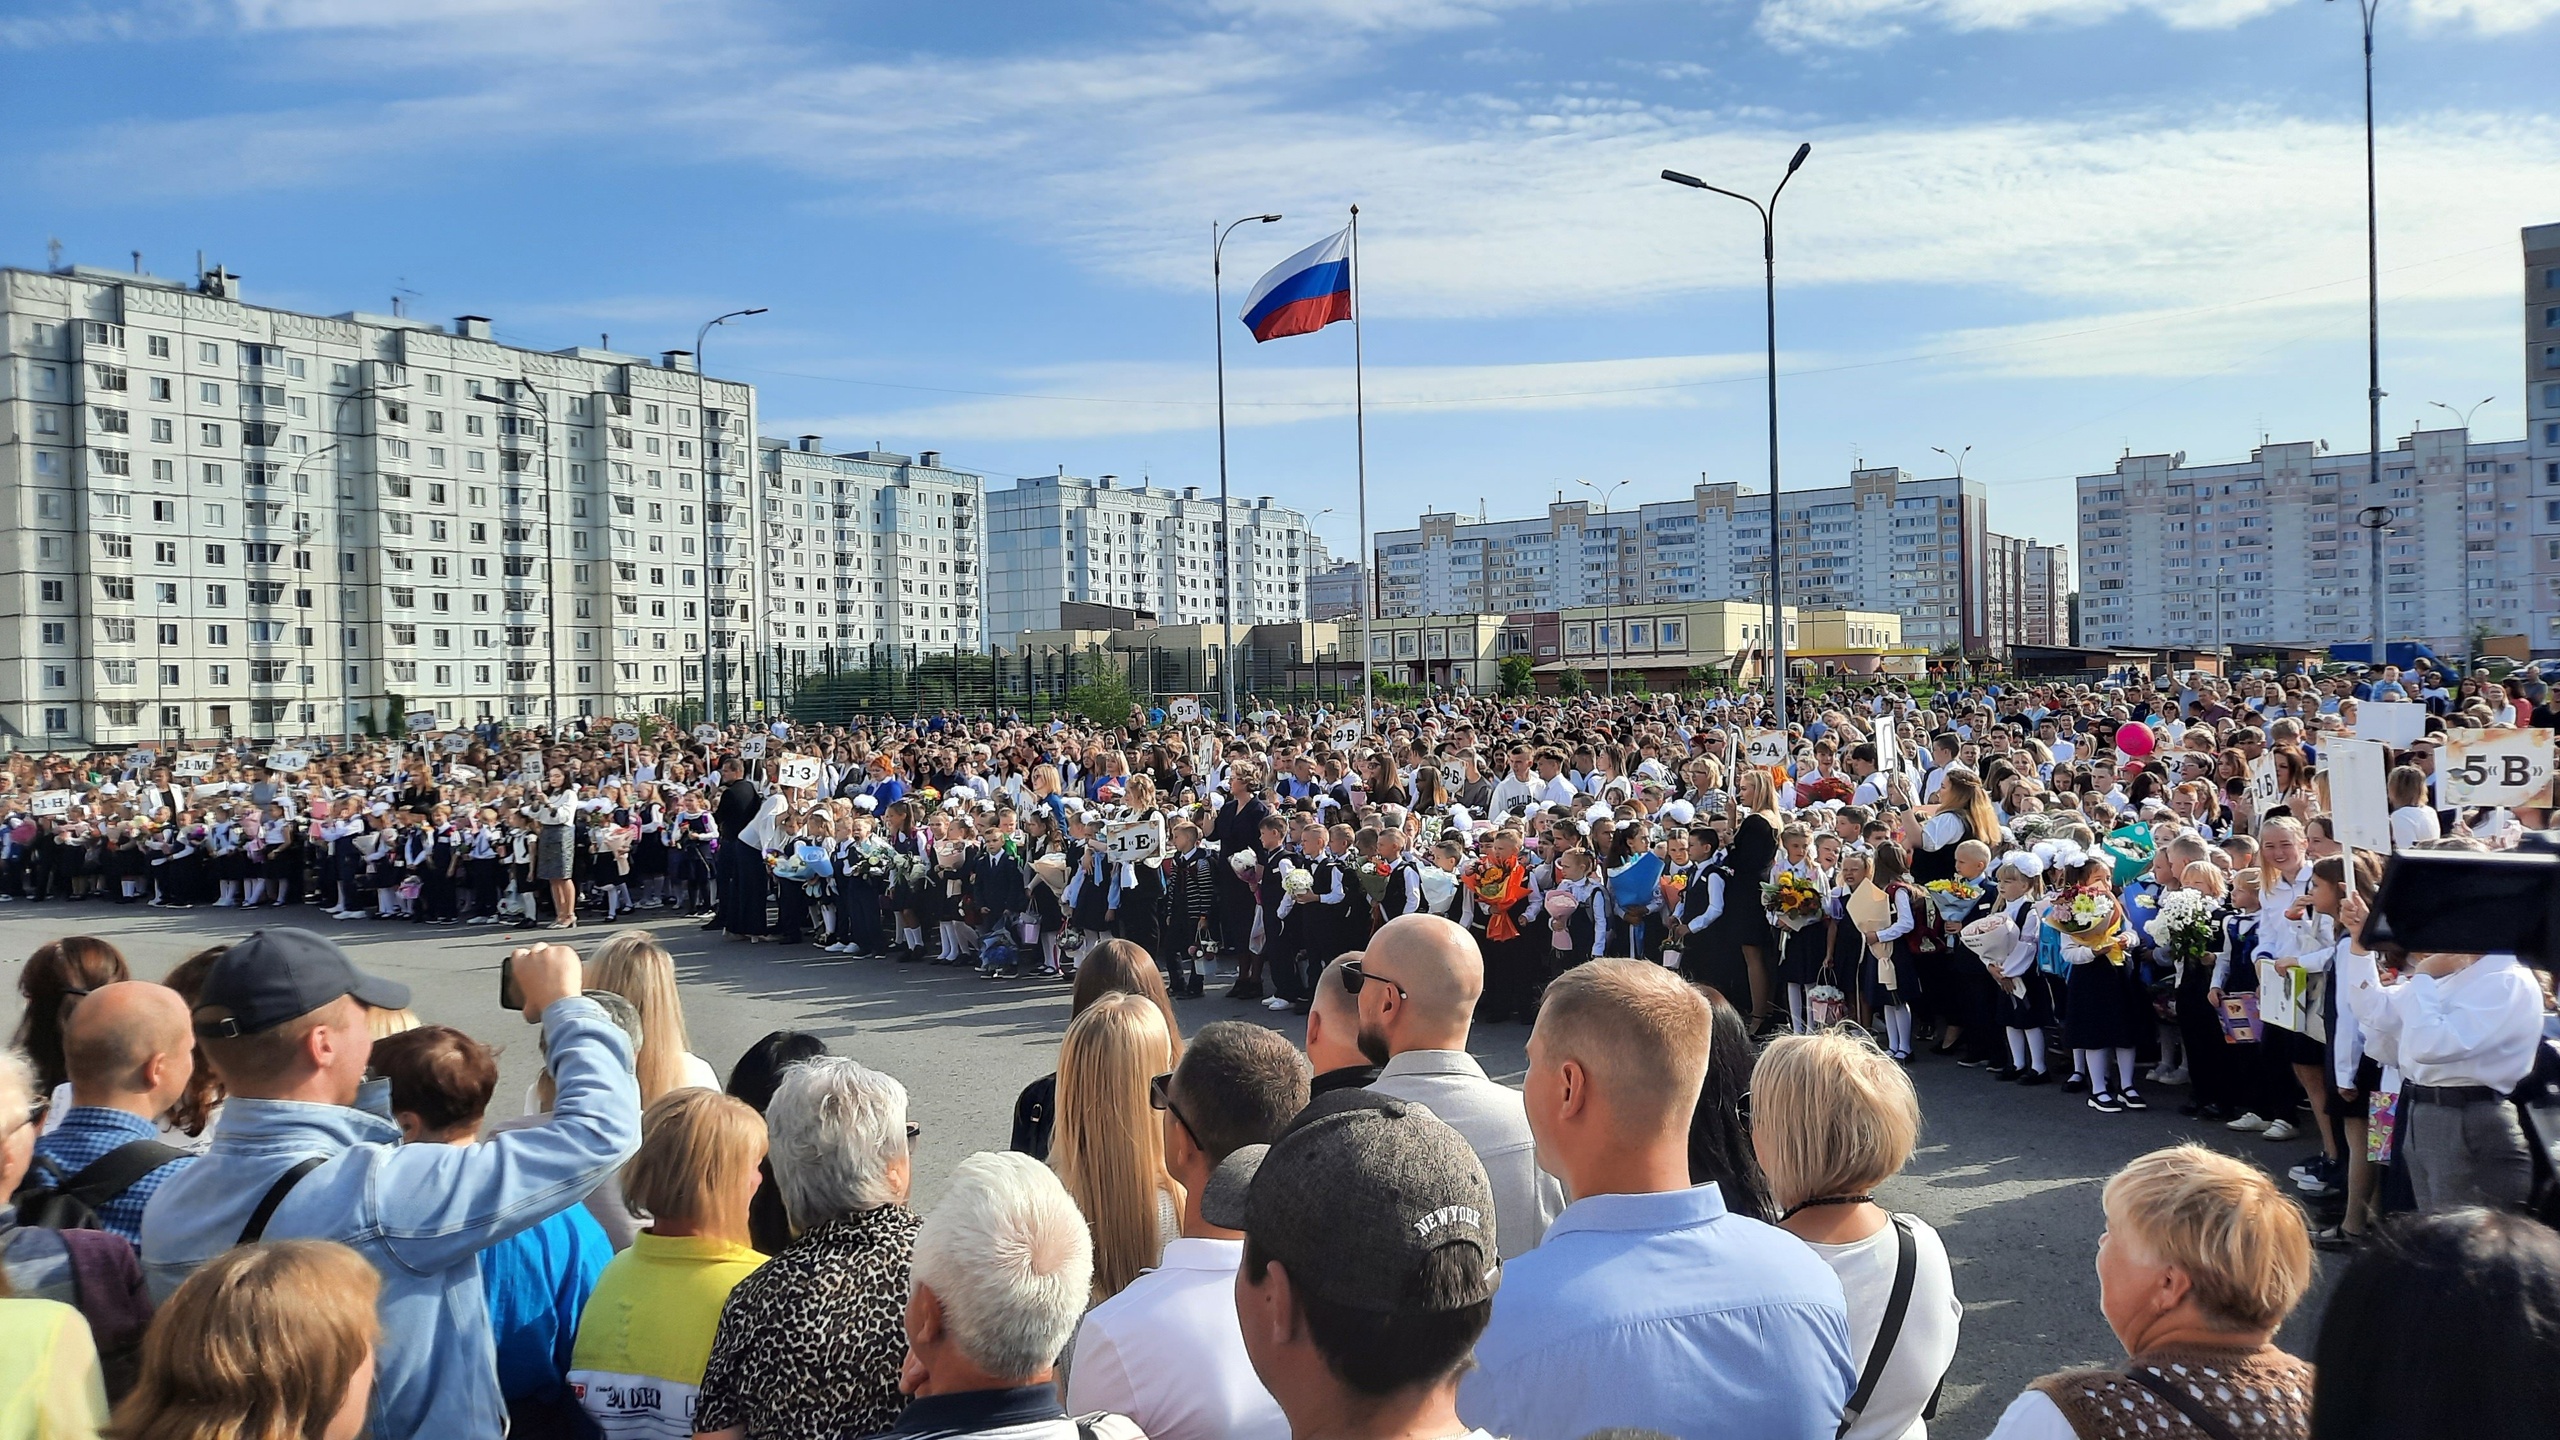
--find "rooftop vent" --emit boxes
[455,315,492,341]
[661,349,697,374]
[798,435,823,453]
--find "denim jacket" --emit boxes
[139,997,642,1440]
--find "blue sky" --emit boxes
[7,0,2555,563]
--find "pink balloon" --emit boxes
[2115,722,2156,758]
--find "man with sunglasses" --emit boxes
[1066,1023,1310,1440]
[1356,914,1565,1259]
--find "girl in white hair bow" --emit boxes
[1986,850,2057,1084]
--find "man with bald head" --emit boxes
[27,980,198,1246]
[1303,956,1378,1099]
[1356,914,1564,1257]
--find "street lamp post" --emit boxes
[1213,215,1282,726]
[694,309,765,729]
[2358,504,2392,670]
[2427,396,2494,434]
[1576,478,1630,695]
[1663,142,1812,729]
[2333,0,2385,650]
[476,381,560,734]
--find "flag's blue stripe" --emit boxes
[1241,259,1351,331]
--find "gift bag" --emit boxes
[2218,993,2263,1043]
[2367,1089,2400,1164]
[1807,963,1848,1028]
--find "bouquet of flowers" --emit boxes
[1544,887,1580,949]
[1921,876,1981,925]
[1657,869,1687,910]
[1356,856,1395,902]
[1467,855,1531,942]
[1281,866,1316,899]
[913,786,942,808]
[1228,847,1261,880]
[2142,887,2221,964]
[1761,872,1825,928]
[1418,865,1458,914]
[2050,884,2130,965]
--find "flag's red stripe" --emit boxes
[1249,291,1352,342]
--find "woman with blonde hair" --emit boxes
[1755,1030,1961,1440]
[585,929,719,1104]
[107,1239,379,1440]
[571,1089,768,1440]
[1985,1145,2314,1440]
[1048,993,1181,1304]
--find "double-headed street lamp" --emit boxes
[1663,142,1812,728]
[2428,396,2494,433]
[1213,215,1282,725]
[1576,478,1630,695]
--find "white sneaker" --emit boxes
[1263,996,1292,1011]
[2226,1112,2270,1132]
[2260,1119,2301,1142]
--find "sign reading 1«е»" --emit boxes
[1102,817,1166,863]
[1744,730,1789,769]
[2441,728,2555,809]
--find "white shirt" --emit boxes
[1982,1389,2078,1440]
[1809,1218,1962,1440]
[2335,948,2544,1092]
[1064,1237,1287,1440]
[2389,805,2441,852]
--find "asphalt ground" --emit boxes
[0,902,2345,1439]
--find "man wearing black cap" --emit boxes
[139,932,642,1440]
[1220,1090,1502,1440]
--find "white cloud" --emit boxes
[2404,0,2560,32]
[771,350,1769,443]
[1755,0,2294,48]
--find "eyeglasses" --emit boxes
[1148,1072,1201,1150]
[905,1122,922,1144]
[1337,959,1406,999]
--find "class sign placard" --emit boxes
[2440,727,2554,809]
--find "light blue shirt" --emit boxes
[140,998,640,1440]
[1458,1183,1854,1440]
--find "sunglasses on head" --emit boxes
[1337,959,1406,999]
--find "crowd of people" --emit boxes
[2,658,2558,1440]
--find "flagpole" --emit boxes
[1350,205,1373,734]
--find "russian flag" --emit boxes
[1239,228,1352,343]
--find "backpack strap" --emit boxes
[41,1138,192,1212]
[1836,1214,1919,1439]
[238,1156,325,1245]
[2123,1364,2247,1440]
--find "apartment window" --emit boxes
[197,341,222,364]
[199,422,224,446]
[205,543,228,566]
[83,321,125,348]
[42,709,67,735]
[206,624,230,645]
[157,623,179,645]
[147,335,170,358]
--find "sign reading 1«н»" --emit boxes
[2440,728,2555,809]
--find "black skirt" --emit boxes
[2062,958,2144,1049]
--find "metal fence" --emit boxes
[766,644,1391,727]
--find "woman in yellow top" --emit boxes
[572,1090,767,1440]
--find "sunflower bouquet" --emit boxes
[1761,871,1825,928]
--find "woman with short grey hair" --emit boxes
[693,1057,920,1440]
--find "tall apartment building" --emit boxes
[1373,467,1995,653]
[2076,430,2532,651]
[1307,560,1365,621]
[982,473,1308,647]
[759,437,981,665]
[1985,534,2072,652]
[0,262,761,746]
[2527,223,2560,646]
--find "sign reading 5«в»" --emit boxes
[2441,727,2555,809]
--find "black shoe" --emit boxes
[1955,1055,1989,1069]
[1227,981,1265,1001]
[2061,1073,2091,1094]
[2088,1092,2125,1114]
[1988,1065,2020,1081]
[2119,1089,2148,1111]
[2016,1068,2053,1087]
[698,921,723,932]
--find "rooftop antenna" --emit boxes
[46,237,62,270]
[131,250,142,274]
[601,333,609,350]
[392,280,421,318]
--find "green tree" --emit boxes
[1068,669,1138,726]
[1498,654,1535,697]
[1557,666,1587,697]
